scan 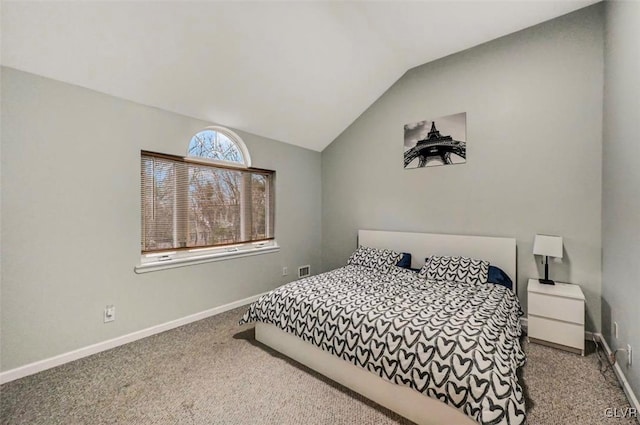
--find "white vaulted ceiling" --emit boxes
[1,1,598,151]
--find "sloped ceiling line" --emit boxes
[1,1,598,151]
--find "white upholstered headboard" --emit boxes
[358,230,517,291]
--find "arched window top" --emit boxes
[187,126,251,167]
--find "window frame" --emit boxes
[136,146,278,273]
[187,126,252,168]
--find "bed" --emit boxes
[240,230,525,425]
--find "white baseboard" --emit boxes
[520,318,639,414]
[4,307,637,416]
[0,291,268,385]
[596,333,640,414]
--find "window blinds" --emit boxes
[141,151,274,253]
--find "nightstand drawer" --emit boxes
[528,292,584,325]
[528,315,585,350]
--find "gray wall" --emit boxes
[602,0,640,397]
[322,5,604,331]
[0,68,322,371]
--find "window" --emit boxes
[187,127,251,166]
[136,128,277,273]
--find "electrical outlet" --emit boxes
[628,344,632,366]
[282,267,288,276]
[104,305,115,323]
[614,321,619,339]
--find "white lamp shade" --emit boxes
[533,235,562,258]
[533,234,563,258]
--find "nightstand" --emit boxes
[527,278,585,355]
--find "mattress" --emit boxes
[240,265,526,425]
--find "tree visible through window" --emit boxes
[188,128,248,166]
[141,128,274,253]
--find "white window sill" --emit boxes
[134,243,280,274]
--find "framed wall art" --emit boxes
[404,112,466,169]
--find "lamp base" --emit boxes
[538,278,555,285]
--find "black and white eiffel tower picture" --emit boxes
[404,113,466,169]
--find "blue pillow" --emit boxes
[487,265,513,290]
[396,253,412,269]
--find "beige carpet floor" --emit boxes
[1,306,636,425]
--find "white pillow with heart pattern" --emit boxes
[347,246,403,274]
[419,255,489,284]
